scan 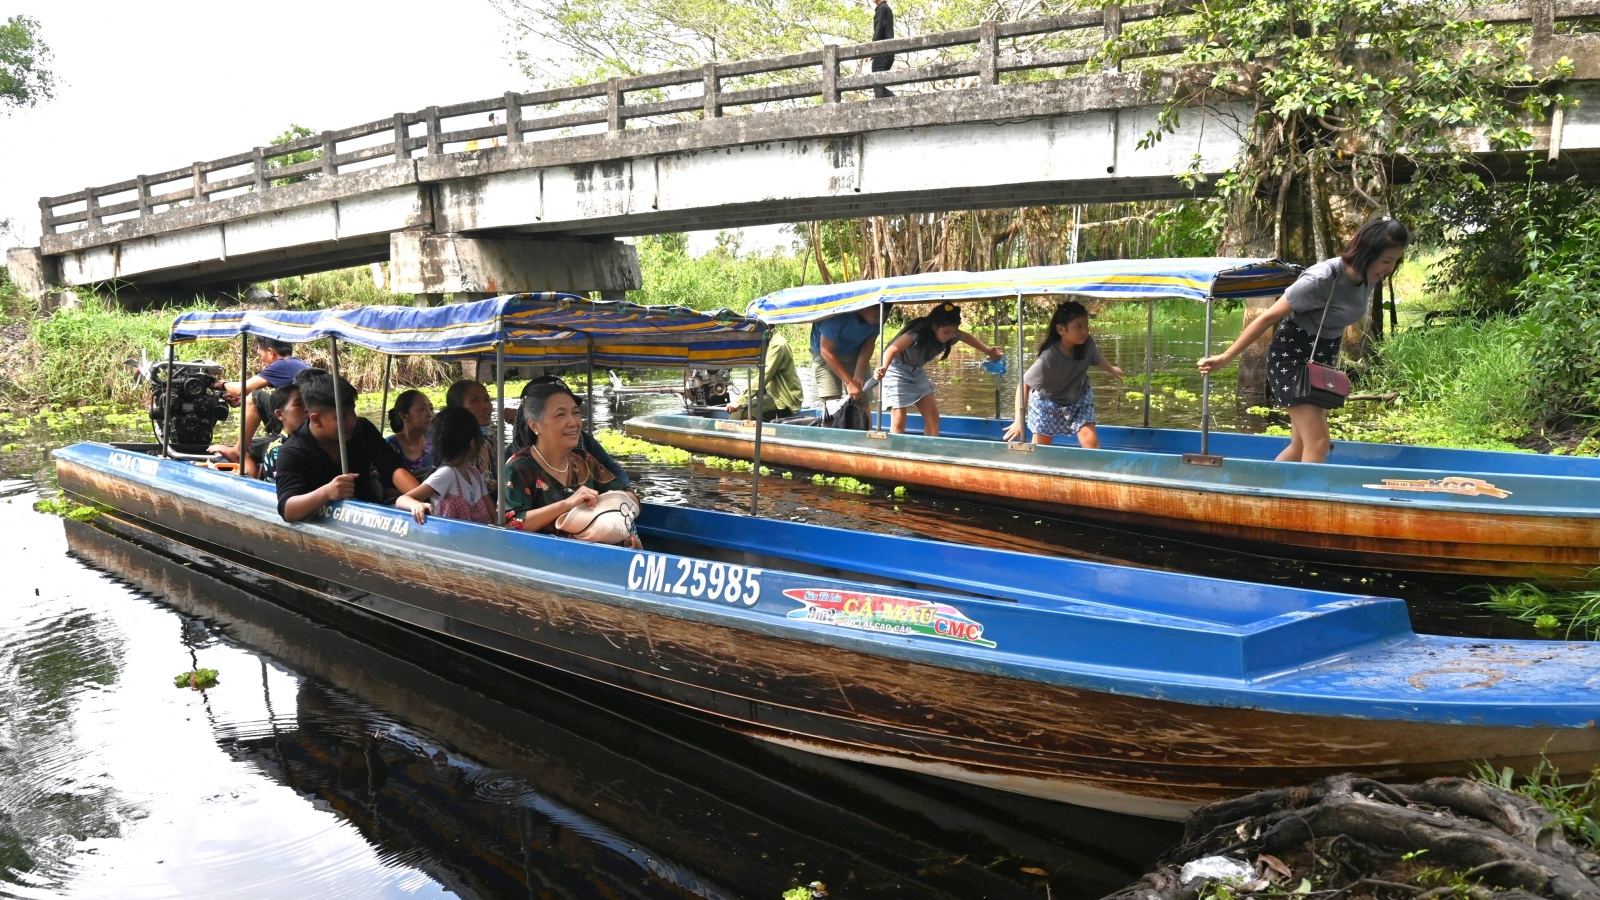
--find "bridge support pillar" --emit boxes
[6,247,70,311]
[389,232,641,297]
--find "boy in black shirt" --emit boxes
[275,370,420,522]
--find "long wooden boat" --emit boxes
[625,412,1600,581]
[56,441,1600,820]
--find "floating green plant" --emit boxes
[174,668,219,690]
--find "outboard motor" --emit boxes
[128,355,231,447]
[684,368,732,408]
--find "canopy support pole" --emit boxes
[1185,296,1223,466]
[585,337,595,434]
[1143,299,1154,428]
[992,299,1001,418]
[377,355,393,439]
[873,297,886,431]
[496,342,506,528]
[160,342,175,459]
[1015,292,1025,442]
[238,334,250,474]
[329,337,349,475]
[750,328,770,516]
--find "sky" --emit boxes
[2,0,784,257]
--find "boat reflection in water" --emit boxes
[66,518,1172,900]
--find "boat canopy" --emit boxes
[746,258,1301,324]
[168,293,767,368]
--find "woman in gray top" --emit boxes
[1198,217,1409,463]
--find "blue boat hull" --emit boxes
[54,442,1600,818]
[628,413,1600,581]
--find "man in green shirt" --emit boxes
[727,333,803,420]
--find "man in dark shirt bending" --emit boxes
[274,370,420,522]
[871,0,894,98]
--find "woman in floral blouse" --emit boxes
[501,380,633,539]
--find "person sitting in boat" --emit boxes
[394,407,496,525]
[1002,301,1124,449]
[511,376,631,489]
[874,303,1003,436]
[386,389,435,479]
[1197,216,1409,463]
[502,380,639,546]
[726,332,803,421]
[810,306,881,411]
[253,382,307,483]
[274,371,421,522]
[445,379,497,477]
[207,337,310,475]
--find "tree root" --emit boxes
[1104,776,1600,900]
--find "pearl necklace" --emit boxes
[532,444,570,476]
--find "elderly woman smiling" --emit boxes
[501,380,635,539]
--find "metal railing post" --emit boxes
[160,343,175,458]
[329,338,349,475]
[239,334,250,474]
[496,342,507,527]
[1143,299,1154,428]
[750,328,771,516]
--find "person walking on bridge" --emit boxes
[871,0,895,98]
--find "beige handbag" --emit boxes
[554,491,640,545]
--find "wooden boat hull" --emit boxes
[55,443,1600,819]
[627,414,1600,581]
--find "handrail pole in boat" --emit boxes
[1143,299,1154,428]
[328,337,349,475]
[992,298,1001,418]
[873,295,887,431]
[377,356,392,439]
[1014,292,1025,441]
[160,341,175,459]
[495,341,506,527]
[750,327,770,516]
[238,333,250,474]
[585,337,595,434]
[1201,295,1213,454]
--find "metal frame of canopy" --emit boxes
[165,295,771,523]
[744,259,1300,460]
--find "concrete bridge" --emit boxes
[10,1,1600,303]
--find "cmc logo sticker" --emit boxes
[784,588,997,649]
[1362,476,1512,499]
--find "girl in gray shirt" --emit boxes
[1003,301,1125,448]
[873,302,1004,436]
[1198,216,1409,463]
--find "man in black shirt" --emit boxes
[275,370,419,522]
[871,0,894,98]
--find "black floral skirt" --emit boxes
[1266,319,1343,408]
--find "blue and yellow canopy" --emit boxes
[746,258,1302,325]
[169,294,766,368]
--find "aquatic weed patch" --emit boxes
[173,668,219,690]
[595,428,692,465]
[32,491,101,522]
[1480,579,1600,639]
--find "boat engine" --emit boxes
[684,368,732,408]
[134,358,231,447]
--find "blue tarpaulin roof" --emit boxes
[169,294,767,368]
[746,258,1303,324]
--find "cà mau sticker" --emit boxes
[784,588,997,649]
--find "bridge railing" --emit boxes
[37,0,1581,239]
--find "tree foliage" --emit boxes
[267,124,319,187]
[490,0,1072,85]
[1120,0,1568,261]
[0,15,56,113]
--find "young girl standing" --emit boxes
[395,407,497,525]
[1003,301,1124,448]
[873,303,1004,436]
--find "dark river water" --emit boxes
[0,310,1534,898]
